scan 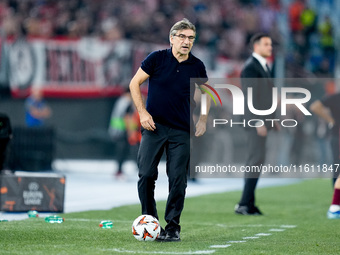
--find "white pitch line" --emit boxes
[255,233,272,236]
[269,229,286,232]
[209,244,231,248]
[216,224,290,228]
[280,225,297,228]
[227,241,246,243]
[101,223,297,255]
[63,218,132,223]
[103,248,216,254]
[210,224,296,251]
[66,219,99,222]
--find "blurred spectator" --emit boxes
[108,90,140,180]
[289,0,305,34]
[1,6,21,37]
[257,1,277,33]
[54,10,71,37]
[300,4,317,52]
[100,17,122,41]
[313,57,331,76]
[25,87,52,127]
[318,15,335,71]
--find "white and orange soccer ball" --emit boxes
[132,215,161,241]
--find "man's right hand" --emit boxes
[140,110,156,131]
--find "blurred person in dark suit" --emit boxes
[235,33,279,216]
[0,113,12,172]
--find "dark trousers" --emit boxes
[0,138,10,170]
[115,133,130,173]
[137,123,190,231]
[239,129,266,207]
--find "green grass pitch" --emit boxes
[1,179,339,255]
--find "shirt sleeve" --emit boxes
[197,60,208,85]
[141,51,159,76]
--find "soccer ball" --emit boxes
[132,215,161,241]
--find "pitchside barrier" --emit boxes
[0,171,65,212]
[8,126,55,171]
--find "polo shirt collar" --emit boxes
[168,48,194,63]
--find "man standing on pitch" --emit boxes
[235,33,278,215]
[129,18,209,241]
[310,92,340,218]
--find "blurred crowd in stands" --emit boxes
[0,0,337,75]
[288,0,336,76]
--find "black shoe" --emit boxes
[251,206,263,215]
[234,204,263,215]
[156,227,166,242]
[164,228,181,242]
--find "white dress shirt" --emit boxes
[252,52,270,73]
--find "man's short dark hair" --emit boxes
[250,33,271,48]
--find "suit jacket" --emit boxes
[240,56,276,129]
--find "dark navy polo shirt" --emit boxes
[141,48,208,132]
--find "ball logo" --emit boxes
[28,182,39,191]
[136,216,148,226]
